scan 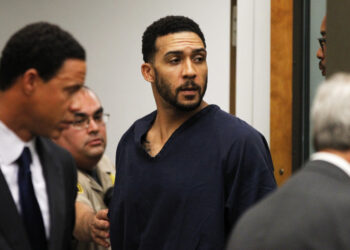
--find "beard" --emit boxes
[154,69,207,112]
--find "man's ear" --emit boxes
[141,63,155,83]
[21,68,40,96]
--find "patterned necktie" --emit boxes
[17,147,47,250]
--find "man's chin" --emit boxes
[86,153,104,166]
[86,146,105,158]
[174,100,202,112]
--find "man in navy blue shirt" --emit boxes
[109,15,276,250]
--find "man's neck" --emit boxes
[77,156,101,171]
[81,168,101,186]
[0,91,33,142]
[321,149,350,164]
[143,101,208,157]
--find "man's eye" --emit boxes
[93,114,103,122]
[73,118,85,125]
[66,85,82,96]
[193,56,205,63]
[169,58,180,64]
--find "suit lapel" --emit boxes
[0,170,30,250]
[36,137,65,250]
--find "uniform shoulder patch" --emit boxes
[108,173,115,185]
[77,183,84,194]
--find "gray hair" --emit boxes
[312,73,350,151]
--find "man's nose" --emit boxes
[316,47,324,60]
[182,59,196,78]
[87,118,99,132]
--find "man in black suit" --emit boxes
[228,73,350,249]
[0,22,86,250]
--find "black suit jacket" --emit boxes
[0,137,77,250]
[228,159,350,250]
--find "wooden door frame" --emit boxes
[270,0,294,185]
[292,0,311,172]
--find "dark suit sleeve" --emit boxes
[36,137,78,250]
[48,139,77,250]
[62,151,77,250]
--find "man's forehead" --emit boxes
[73,89,102,113]
[74,106,103,117]
[54,59,86,78]
[155,31,205,53]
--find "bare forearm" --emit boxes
[74,201,95,241]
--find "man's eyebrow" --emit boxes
[164,51,182,57]
[64,84,83,92]
[193,48,207,54]
[74,107,103,118]
[164,48,207,57]
[93,107,104,115]
[74,112,88,118]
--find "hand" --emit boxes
[90,209,110,248]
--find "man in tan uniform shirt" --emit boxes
[77,155,115,214]
[54,87,114,249]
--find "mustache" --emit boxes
[176,81,201,93]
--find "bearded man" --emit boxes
[108,15,276,250]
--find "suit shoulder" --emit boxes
[37,137,72,158]
[36,137,76,175]
[230,163,350,249]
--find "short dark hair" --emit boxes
[0,22,86,91]
[142,15,206,63]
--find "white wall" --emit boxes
[236,0,271,144]
[0,0,231,160]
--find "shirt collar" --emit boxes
[311,151,350,178]
[0,120,35,165]
[133,104,219,144]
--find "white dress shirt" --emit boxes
[0,120,50,237]
[311,151,350,178]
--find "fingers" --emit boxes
[96,209,109,220]
[92,217,110,231]
[92,210,110,231]
[90,209,111,248]
[91,225,110,248]
[92,234,110,248]
[91,223,109,239]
